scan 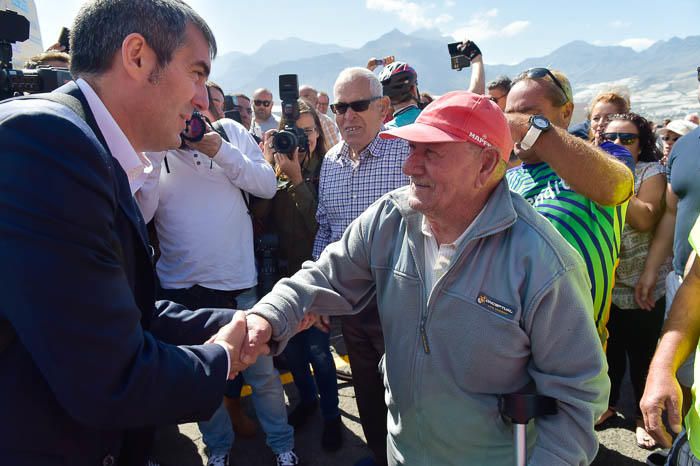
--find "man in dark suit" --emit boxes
[0,1,259,465]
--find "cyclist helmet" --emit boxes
[379,62,418,101]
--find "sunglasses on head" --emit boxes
[516,67,570,103]
[601,132,639,146]
[253,100,272,107]
[662,135,680,142]
[330,96,381,115]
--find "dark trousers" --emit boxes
[158,285,248,398]
[606,296,666,417]
[341,299,388,466]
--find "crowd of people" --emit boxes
[1,1,700,466]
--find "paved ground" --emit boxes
[151,364,666,466]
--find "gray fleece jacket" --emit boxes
[249,179,610,466]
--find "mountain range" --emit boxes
[210,29,700,121]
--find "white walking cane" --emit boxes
[500,393,558,466]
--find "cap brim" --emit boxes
[379,122,464,143]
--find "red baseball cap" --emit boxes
[380,91,513,161]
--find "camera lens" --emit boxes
[272,130,298,154]
[182,112,207,142]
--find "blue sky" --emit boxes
[29,0,700,65]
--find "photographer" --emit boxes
[136,82,300,466]
[253,100,343,452]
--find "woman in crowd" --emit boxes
[657,119,697,164]
[255,100,343,452]
[588,91,630,143]
[599,112,670,449]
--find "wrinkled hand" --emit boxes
[212,312,250,379]
[240,313,273,365]
[640,367,683,448]
[186,129,223,157]
[635,268,658,310]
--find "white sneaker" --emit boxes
[275,450,299,466]
[207,454,230,466]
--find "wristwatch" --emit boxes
[519,115,551,151]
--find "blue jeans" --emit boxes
[199,354,294,455]
[284,326,340,420]
[224,287,259,399]
[200,287,294,455]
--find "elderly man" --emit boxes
[300,84,341,147]
[251,87,279,138]
[0,1,249,465]
[311,67,410,466]
[505,67,634,350]
[317,91,330,115]
[232,91,609,466]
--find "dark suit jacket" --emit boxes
[0,82,234,465]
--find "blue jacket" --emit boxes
[0,82,233,465]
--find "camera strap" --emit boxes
[211,120,253,217]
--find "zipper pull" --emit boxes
[420,320,431,354]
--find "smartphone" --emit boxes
[58,27,70,52]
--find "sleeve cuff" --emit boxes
[213,341,230,379]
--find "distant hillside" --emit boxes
[210,31,699,121]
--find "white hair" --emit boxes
[333,67,382,100]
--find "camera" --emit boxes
[272,74,309,157]
[181,110,208,143]
[0,10,72,101]
[447,41,481,71]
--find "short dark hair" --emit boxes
[607,112,662,162]
[70,0,217,77]
[205,81,224,116]
[487,76,512,93]
[234,93,251,103]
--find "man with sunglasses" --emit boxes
[231,91,608,466]
[505,67,634,349]
[311,67,410,466]
[252,88,280,139]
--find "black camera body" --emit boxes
[272,74,308,157]
[1,10,73,101]
[180,110,208,143]
[447,41,481,72]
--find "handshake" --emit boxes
[207,310,328,379]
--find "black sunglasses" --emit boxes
[330,96,381,115]
[253,100,272,107]
[516,67,570,103]
[601,132,639,146]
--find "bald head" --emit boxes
[299,85,318,107]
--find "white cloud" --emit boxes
[618,38,655,51]
[450,10,530,42]
[444,0,456,6]
[366,0,453,28]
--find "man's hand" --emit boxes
[240,313,273,365]
[275,150,303,185]
[212,312,250,379]
[640,366,683,448]
[296,312,331,333]
[186,129,223,158]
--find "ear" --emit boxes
[120,32,157,82]
[475,147,501,188]
[560,101,574,127]
[379,96,391,119]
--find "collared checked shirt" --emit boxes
[319,113,341,148]
[312,133,410,259]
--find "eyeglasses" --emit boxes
[299,127,317,136]
[489,94,506,103]
[254,100,272,107]
[330,96,382,115]
[662,135,680,142]
[601,132,639,146]
[516,67,571,103]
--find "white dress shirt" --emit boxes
[137,118,276,291]
[76,79,152,194]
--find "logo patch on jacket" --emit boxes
[476,293,515,319]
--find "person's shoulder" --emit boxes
[511,193,588,276]
[671,127,700,159]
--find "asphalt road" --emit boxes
[151,364,660,466]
